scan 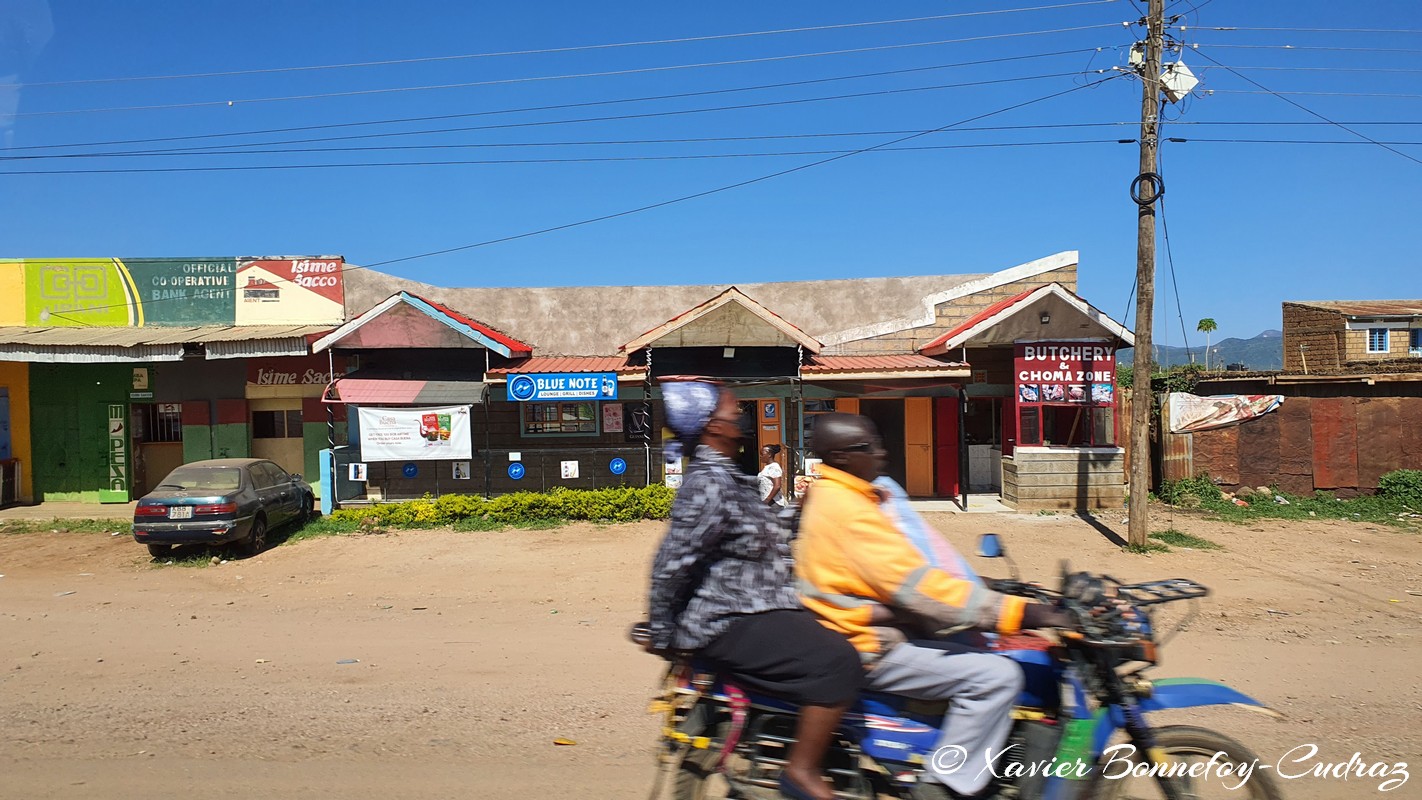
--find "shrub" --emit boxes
[1378,469,1422,509]
[326,485,675,528]
[1158,474,1222,505]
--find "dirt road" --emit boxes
[1,511,1418,799]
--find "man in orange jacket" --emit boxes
[797,413,1069,800]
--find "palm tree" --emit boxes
[1197,318,1218,369]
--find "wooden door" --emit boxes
[904,397,933,497]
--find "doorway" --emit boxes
[131,403,185,496]
[859,399,906,488]
[250,398,305,476]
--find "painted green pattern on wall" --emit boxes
[29,363,132,501]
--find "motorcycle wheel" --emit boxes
[673,752,724,800]
[1097,725,1282,800]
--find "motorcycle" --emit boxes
[634,534,1283,800]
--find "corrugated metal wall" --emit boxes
[1174,395,1422,497]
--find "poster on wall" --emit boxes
[355,405,473,461]
[3,257,346,327]
[602,402,624,433]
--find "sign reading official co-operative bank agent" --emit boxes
[507,372,618,402]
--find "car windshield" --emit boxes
[158,467,242,492]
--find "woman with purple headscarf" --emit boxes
[645,379,861,800]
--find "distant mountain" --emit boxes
[1118,329,1283,370]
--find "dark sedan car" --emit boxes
[133,458,314,559]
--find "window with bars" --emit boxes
[1367,328,1390,354]
[136,403,183,444]
[1411,329,1422,355]
[522,402,597,436]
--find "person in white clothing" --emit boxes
[757,444,787,506]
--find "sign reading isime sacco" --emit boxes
[0,257,345,326]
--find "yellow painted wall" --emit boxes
[0,361,34,501]
[0,263,26,326]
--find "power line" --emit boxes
[2,123,1145,162]
[1209,89,1422,99]
[1156,143,1193,363]
[0,0,1123,90]
[1184,25,1422,35]
[1192,49,1422,167]
[11,24,1123,118]
[37,74,1124,317]
[1195,43,1422,55]
[1198,64,1422,75]
[16,129,1422,166]
[5,48,1113,154]
[0,139,1131,176]
[357,75,1122,269]
[7,70,1094,159]
[1169,137,1422,145]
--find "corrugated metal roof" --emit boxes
[1289,300,1422,316]
[0,325,331,362]
[486,356,641,375]
[0,324,331,346]
[803,355,966,373]
[0,342,185,363]
[322,378,487,404]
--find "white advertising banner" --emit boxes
[356,405,473,461]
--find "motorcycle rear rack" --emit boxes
[1111,577,1210,606]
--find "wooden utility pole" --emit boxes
[1127,0,1164,547]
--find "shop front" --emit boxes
[0,256,346,503]
[919,282,1133,510]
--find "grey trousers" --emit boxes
[866,641,1024,795]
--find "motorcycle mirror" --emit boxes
[976,533,1004,559]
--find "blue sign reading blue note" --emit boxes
[508,372,617,402]
[508,462,526,480]
[609,457,627,475]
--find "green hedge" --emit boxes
[327,485,675,528]
[1378,469,1422,509]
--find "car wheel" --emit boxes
[241,515,268,558]
[300,493,314,523]
[146,543,172,559]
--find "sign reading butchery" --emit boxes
[1014,342,1116,406]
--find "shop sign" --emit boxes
[355,405,473,461]
[507,372,617,402]
[104,404,128,500]
[1013,343,1116,405]
[247,355,346,386]
[129,367,153,400]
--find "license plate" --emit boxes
[168,506,193,520]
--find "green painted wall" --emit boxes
[29,363,133,502]
[303,421,347,499]
[182,424,213,462]
[211,422,250,459]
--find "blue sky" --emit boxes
[2,1,1420,348]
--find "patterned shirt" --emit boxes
[647,445,801,652]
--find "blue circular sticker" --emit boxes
[402,463,419,478]
[509,375,536,401]
[508,462,526,480]
[609,457,627,475]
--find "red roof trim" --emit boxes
[919,287,1040,354]
[417,295,533,356]
[803,355,967,373]
[486,356,640,375]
